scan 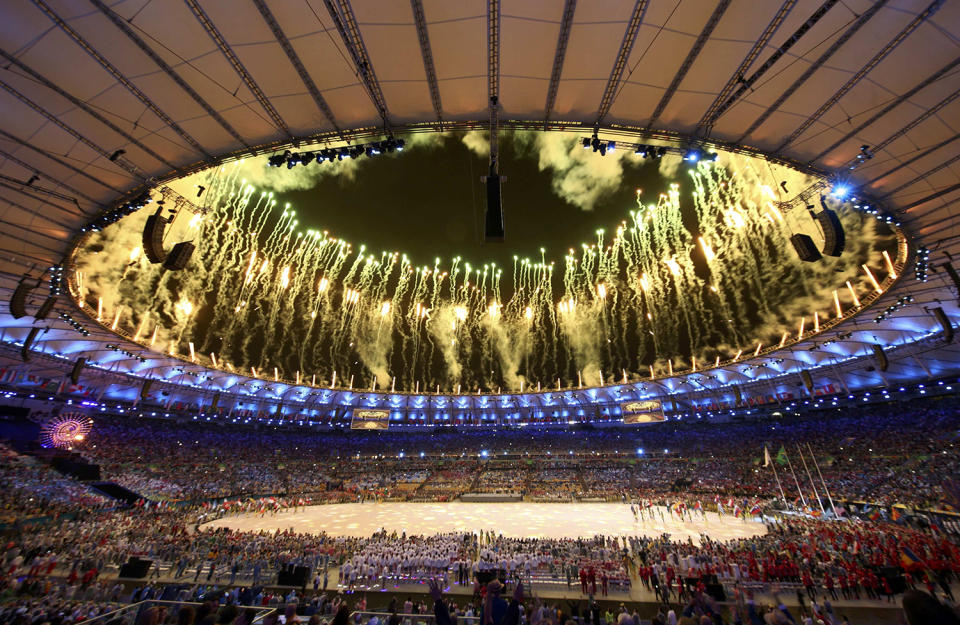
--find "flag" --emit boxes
[867,509,881,521]
[764,446,772,468]
[775,446,788,466]
[733,504,742,518]
[899,546,922,568]
[750,504,761,516]
[891,507,902,523]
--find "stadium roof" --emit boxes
[1,0,960,419]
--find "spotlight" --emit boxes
[582,138,591,149]
[915,246,931,282]
[684,149,700,162]
[108,149,126,162]
[606,141,616,153]
[196,185,206,198]
[300,152,315,165]
[634,145,648,157]
[830,184,850,199]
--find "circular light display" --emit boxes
[70,130,902,393]
[40,413,93,449]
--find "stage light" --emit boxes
[684,149,699,162]
[831,184,850,199]
[582,138,591,149]
[636,447,644,455]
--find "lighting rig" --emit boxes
[81,191,152,233]
[48,265,64,296]
[268,138,405,168]
[58,312,90,337]
[915,246,931,282]
[874,295,915,323]
[581,134,708,163]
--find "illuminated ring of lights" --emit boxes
[40,412,93,448]
[63,124,911,403]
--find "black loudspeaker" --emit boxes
[10,278,32,319]
[484,174,504,242]
[790,233,822,262]
[800,370,814,395]
[277,565,310,587]
[119,557,153,579]
[163,241,195,271]
[816,209,845,257]
[34,296,57,321]
[22,327,40,361]
[933,307,953,343]
[70,357,86,385]
[705,583,726,602]
[733,385,743,407]
[943,263,960,303]
[871,344,888,372]
[140,379,153,400]
[142,210,167,264]
[880,567,907,595]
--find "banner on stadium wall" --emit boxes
[350,409,391,430]
[621,399,665,424]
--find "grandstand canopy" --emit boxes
[2,0,960,420]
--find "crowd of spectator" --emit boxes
[0,395,959,623]
[56,396,959,515]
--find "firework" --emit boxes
[72,134,900,393]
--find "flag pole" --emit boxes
[784,449,807,509]
[765,445,787,504]
[797,444,826,516]
[807,443,838,518]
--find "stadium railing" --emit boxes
[78,599,276,624]
[351,611,481,625]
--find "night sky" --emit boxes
[280,132,668,274]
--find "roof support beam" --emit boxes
[898,182,960,213]
[323,0,391,128]
[250,0,341,135]
[184,0,293,141]
[882,152,960,199]
[810,55,960,164]
[696,0,798,136]
[487,0,500,173]
[0,193,80,229]
[865,132,960,187]
[647,0,732,128]
[0,147,104,208]
[595,0,649,126]
[737,0,889,143]
[777,0,944,152]
[88,0,247,148]
[0,128,121,194]
[31,0,211,159]
[0,78,143,182]
[703,0,838,130]
[0,181,83,220]
[543,0,577,128]
[410,0,443,127]
[0,49,176,170]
